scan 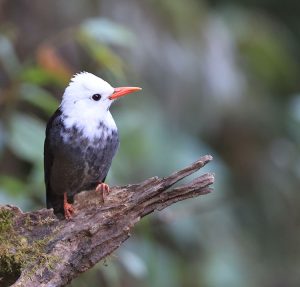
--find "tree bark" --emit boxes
[0,155,214,287]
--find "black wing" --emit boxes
[44,108,62,209]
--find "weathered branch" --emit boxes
[0,155,214,287]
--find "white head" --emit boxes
[60,72,141,138]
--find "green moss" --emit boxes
[0,208,59,285]
[0,209,20,285]
[0,209,14,233]
[24,214,33,231]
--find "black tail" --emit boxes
[46,186,64,216]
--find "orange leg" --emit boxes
[95,183,110,201]
[64,192,74,220]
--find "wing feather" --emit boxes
[44,108,62,209]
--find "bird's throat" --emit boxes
[61,110,117,141]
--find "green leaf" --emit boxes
[80,17,136,47]
[0,175,26,197]
[8,113,45,163]
[0,35,21,78]
[19,83,59,115]
[21,66,66,87]
[77,31,125,78]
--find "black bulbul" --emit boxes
[44,72,142,219]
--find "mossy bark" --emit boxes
[0,155,214,287]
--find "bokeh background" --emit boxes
[0,0,300,286]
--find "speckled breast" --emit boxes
[50,116,119,196]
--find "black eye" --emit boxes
[92,94,101,101]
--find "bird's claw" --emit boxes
[96,183,110,202]
[64,202,74,220]
[63,192,74,220]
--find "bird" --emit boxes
[44,72,142,219]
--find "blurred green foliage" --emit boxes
[0,0,300,286]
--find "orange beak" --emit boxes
[109,86,142,100]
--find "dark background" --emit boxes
[0,0,300,286]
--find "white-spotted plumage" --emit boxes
[45,72,141,218]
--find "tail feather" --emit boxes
[46,186,64,215]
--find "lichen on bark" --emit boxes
[0,155,214,287]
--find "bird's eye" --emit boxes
[92,94,102,101]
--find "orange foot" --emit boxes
[64,192,74,220]
[96,183,110,202]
